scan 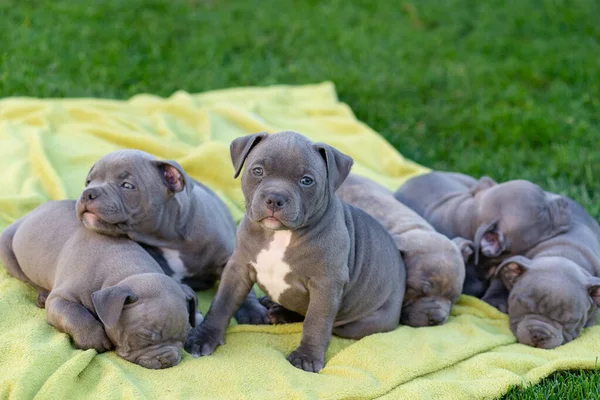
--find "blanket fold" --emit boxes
[0,82,598,400]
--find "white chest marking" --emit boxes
[251,231,293,303]
[161,248,187,282]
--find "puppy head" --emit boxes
[398,231,467,327]
[474,180,571,261]
[76,150,189,236]
[92,274,197,369]
[230,131,353,230]
[496,256,600,349]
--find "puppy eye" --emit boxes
[85,179,91,187]
[252,167,263,177]
[124,295,137,305]
[121,182,135,190]
[300,176,314,186]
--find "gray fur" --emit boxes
[75,149,267,324]
[0,200,196,369]
[336,174,469,327]
[495,199,600,348]
[185,131,405,373]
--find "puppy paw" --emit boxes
[482,295,508,314]
[287,349,324,373]
[73,325,113,353]
[235,300,270,325]
[184,324,225,358]
[259,296,304,325]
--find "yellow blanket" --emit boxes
[0,82,598,400]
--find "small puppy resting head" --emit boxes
[92,274,197,369]
[496,255,600,349]
[473,179,571,262]
[230,131,353,230]
[398,231,470,327]
[76,150,188,235]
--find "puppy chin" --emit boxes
[260,217,288,231]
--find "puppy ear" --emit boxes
[495,256,532,290]
[547,195,571,235]
[92,285,137,329]
[472,220,498,265]
[230,132,269,178]
[586,277,600,307]
[179,284,198,327]
[313,143,353,191]
[154,160,187,193]
[470,176,497,195]
[452,237,474,263]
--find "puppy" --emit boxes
[0,201,196,369]
[185,131,406,373]
[75,149,267,324]
[395,171,572,310]
[336,173,471,327]
[495,198,600,348]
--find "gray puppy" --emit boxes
[395,172,572,310]
[336,173,471,327]
[75,149,268,324]
[185,131,406,373]
[494,198,600,349]
[0,201,196,369]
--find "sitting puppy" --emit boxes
[395,171,572,310]
[336,174,471,327]
[75,149,267,324]
[0,201,196,369]
[185,131,406,373]
[495,198,600,349]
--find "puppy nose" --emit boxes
[82,188,101,202]
[530,328,550,346]
[427,312,446,326]
[265,193,288,212]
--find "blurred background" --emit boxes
[1,1,599,394]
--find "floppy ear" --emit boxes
[470,176,497,195]
[472,220,498,265]
[495,256,532,290]
[153,160,187,193]
[547,195,571,235]
[230,132,269,178]
[179,284,198,327]
[452,237,474,263]
[313,142,353,191]
[92,285,137,329]
[585,277,600,307]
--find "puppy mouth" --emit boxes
[260,216,289,230]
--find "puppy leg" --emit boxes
[481,277,509,313]
[234,290,270,325]
[334,296,401,339]
[184,258,254,357]
[45,293,113,353]
[287,278,342,373]
[259,296,305,324]
[0,218,32,285]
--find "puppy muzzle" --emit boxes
[119,343,183,369]
[515,317,564,349]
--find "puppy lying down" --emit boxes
[336,174,471,327]
[186,131,406,373]
[0,201,197,369]
[495,198,600,349]
[395,171,572,309]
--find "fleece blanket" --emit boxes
[0,82,598,400]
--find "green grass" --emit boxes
[1,0,600,397]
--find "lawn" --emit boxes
[1,0,600,397]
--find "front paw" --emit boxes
[235,300,270,325]
[287,348,324,373]
[184,324,225,358]
[482,295,508,313]
[72,325,113,353]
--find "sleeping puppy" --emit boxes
[495,198,600,349]
[336,174,472,327]
[185,131,406,373]
[75,149,268,324]
[0,201,196,369]
[395,171,572,310]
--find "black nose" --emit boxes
[265,193,288,212]
[82,188,100,202]
[428,313,445,326]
